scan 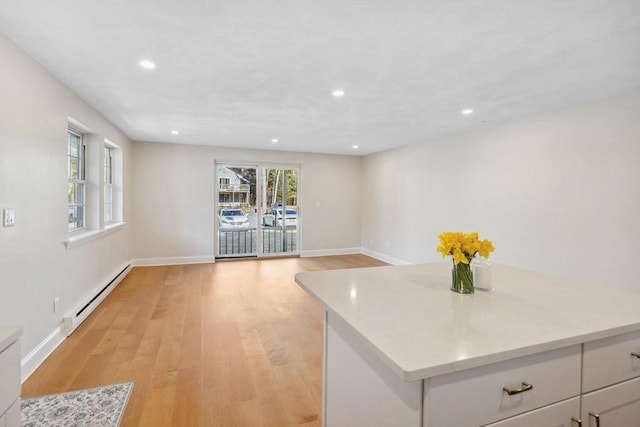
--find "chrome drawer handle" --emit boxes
[571,417,582,426]
[632,352,640,359]
[589,412,600,427]
[502,382,533,395]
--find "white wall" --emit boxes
[362,91,640,293]
[0,33,133,368]
[131,142,362,261]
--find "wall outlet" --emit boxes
[3,208,15,227]
[53,297,60,314]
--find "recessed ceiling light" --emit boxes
[352,145,359,149]
[171,130,179,135]
[139,60,156,69]
[332,89,345,98]
[271,138,279,143]
[461,108,474,115]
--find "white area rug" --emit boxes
[21,382,134,427]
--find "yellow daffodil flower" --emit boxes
[477,239,495,258]
[452,249,470,265]
[436,231,495,263]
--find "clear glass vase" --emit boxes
[472,256,494,292]
[451,259,474,294]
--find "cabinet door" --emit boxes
[581,377,640,427]
[0,341,21,418]
[427,345,581,427]
[583,330,640,392]
[4,399,20,427]
[485,397,580,427]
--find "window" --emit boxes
[104,146,113,223]
[68,129,86,231]
[103,139,122,225]
[64,120,125,248]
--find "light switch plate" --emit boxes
[3,208,15,227]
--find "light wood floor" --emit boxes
[22,255,387,426]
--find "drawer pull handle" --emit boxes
[589,412,600,427]
[502,382,533,395]
[571,417,582,426]
[632,352,640,359]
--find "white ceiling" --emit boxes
[0,1,638,156]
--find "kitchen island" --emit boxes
[295,262,640,427]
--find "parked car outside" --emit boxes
[262,208,297,227]
[219,208,250,230]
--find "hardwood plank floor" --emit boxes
[22,255,387,426]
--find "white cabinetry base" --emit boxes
[324,311,422,427]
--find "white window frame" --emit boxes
[104,145,114,223]
[68,128,86,232]
[64,119,126,249]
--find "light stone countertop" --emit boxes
[295,262,640,381]
[0,326,22,353]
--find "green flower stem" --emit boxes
[451,260,474,294]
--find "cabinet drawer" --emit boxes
[426,345,581,427]
[485,397,580,427]
[583,330,640,392]
[0,340,21,418]
[581,377,640,427]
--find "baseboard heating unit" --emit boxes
[63,264,131,336]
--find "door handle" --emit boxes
[589,412,600,427]
[571,417,582,426]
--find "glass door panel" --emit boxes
[259,167,299,256]
[215,164,257,258]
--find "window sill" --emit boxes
[64,222,127,250]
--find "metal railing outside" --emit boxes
[217,227,297,256]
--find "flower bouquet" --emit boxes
[437,232,495,293]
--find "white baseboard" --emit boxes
[300,247,362,257]
[131,255,215,266]
[21,325,66,382]
[300,247,410,266]
[21,262,132,383]
[62,263,132,336]
[360,248,410,266]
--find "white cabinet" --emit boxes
[296,263,640,427]
[579,331,640,427]
[583,330,640,392]
[484,397,580,427]
[424,333,639,427]
[0,327,22,427]
[427,345,581,427]
[581,377,640,427]
[0,400,20,427]
[321,311,639,427]
[324,312,422,427]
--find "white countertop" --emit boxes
[295,263,640,381]
[0,326,23,353]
